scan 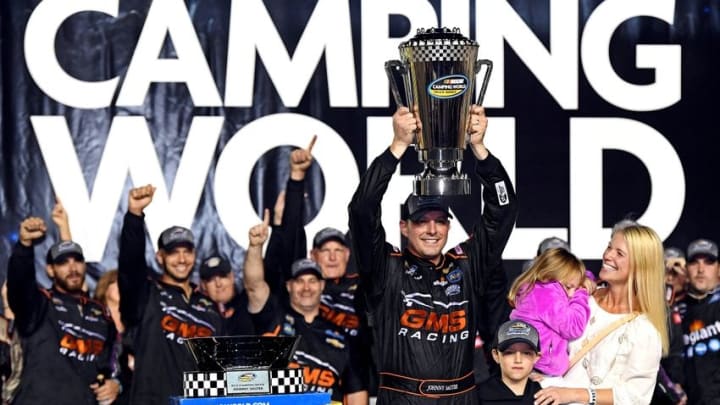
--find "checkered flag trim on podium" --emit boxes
[184,371,226,397]
[270,368,304,394]
[183,369,305,397]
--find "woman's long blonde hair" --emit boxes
[612,224,669,355]
[507,248,585,307]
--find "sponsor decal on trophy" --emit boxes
[386,27,493,195]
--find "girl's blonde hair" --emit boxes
[507,248,585,307]
[612,224,669,355]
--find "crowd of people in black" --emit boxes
[1,106,718,405]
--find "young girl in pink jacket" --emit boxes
[508,248,591,376]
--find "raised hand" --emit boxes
[390,106,419,158]
[467,105,489,159]
[52,197,72,241]
[290,135,317,181]
[248,209,271,248]
[19,217,47,247]
[128,184,156,216]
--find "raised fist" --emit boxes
[19,217,47,247]
[128,184,156,216]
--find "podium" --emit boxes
[170,392,331,405]
[176,336,330,404]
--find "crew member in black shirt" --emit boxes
[119,185,223,404]
[199,256,255,335]
[244,211,367,404]
[8,216,119,404]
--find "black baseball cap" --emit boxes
[495,320,540,352]
[290,258,323,280]
[199,256,232,281]
[687,239,718,262]
[157,226,195,251]
[46,240,85,265]
[401,194,452,221]
[313,227,348,249]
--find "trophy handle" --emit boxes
[385,60,408,108]
[474,59,493,106]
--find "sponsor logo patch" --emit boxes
[495,181,509,206]
[427,75,468,99]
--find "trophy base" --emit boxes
[414,176,471,196]
[183,368,304,397]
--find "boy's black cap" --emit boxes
[495,320,540,352]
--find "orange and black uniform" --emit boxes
[253,299,365,402]
[266,174,371,390]
[7,243,116,404]
[348,149,517,404]
[118,213,223,405]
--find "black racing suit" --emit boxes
[680,286,720,405]
[7,243,116,404]
[118,213,223,405]
[348,149,517,404]
[253,299,365,402]
[267,175,371,389]
[268,176,365,337]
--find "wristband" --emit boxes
[587,387,597,405]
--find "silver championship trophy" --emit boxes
[386,27,492,195]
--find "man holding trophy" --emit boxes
[348,28,517,404]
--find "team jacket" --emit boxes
[680,287,720,405]
[118,212,223,405]
[253,299,365,402]
[219,288,256,336]
[267,176,371,388]
[348,149,517,405]
[267,177,365,337]
[7,243,116,405]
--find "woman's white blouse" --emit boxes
[542,296,662,405]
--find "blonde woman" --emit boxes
[535,223,669,405]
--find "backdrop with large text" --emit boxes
[1,0,718,285]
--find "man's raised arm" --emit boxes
[244,209,272,314]
[118,184,155,328]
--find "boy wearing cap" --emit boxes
[477,320,542,404]
[348,106,517,404]
[7,216,120,404]
[118,185,223,405]
[198,256,255,335]
[243,213,367,404]
[679,238,720,404]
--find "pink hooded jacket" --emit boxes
[509,281,590,376]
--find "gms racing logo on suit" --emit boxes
[397,291,470,343]
[159,304,215,344]
[58,321,106,362]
